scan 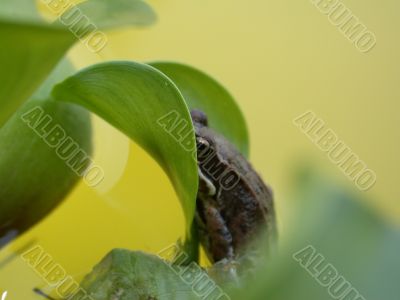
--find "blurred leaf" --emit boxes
[52,61,198,231]
[73,249,204,300]
[150,62,249,157]
[0,16,74,127]
[0,60,92,243]
[74,0,156,30]
[0,0,43,24]
[239,169,400,300]
[0,0,156,127]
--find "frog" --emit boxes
[190,110,276,268]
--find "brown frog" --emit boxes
[191,110,276,265]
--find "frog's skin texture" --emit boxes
[191,110,276,264]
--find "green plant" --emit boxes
[0,0,157,242]
[0,0,249,245]
[1,1,399,300]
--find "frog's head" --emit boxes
[190,109,219,161]
[190,109,208,127]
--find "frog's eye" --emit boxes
[190,109,208,127]
[197,137,214,161]
[197,137,210,149]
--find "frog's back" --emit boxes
[198,126,276,256]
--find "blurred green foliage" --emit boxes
[237,168,400,300]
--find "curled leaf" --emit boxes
[0,59,93,245]
[0,100,92,240]
[52,61,198,231]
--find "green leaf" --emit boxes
[0,0,156,127]
[239,169,400,300]
[0,18,74,127]
[52,61,198,231]
[150,62,249,157]
[72,249,206,300]
[0,60,93,242]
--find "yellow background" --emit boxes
[1,0,399,298]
